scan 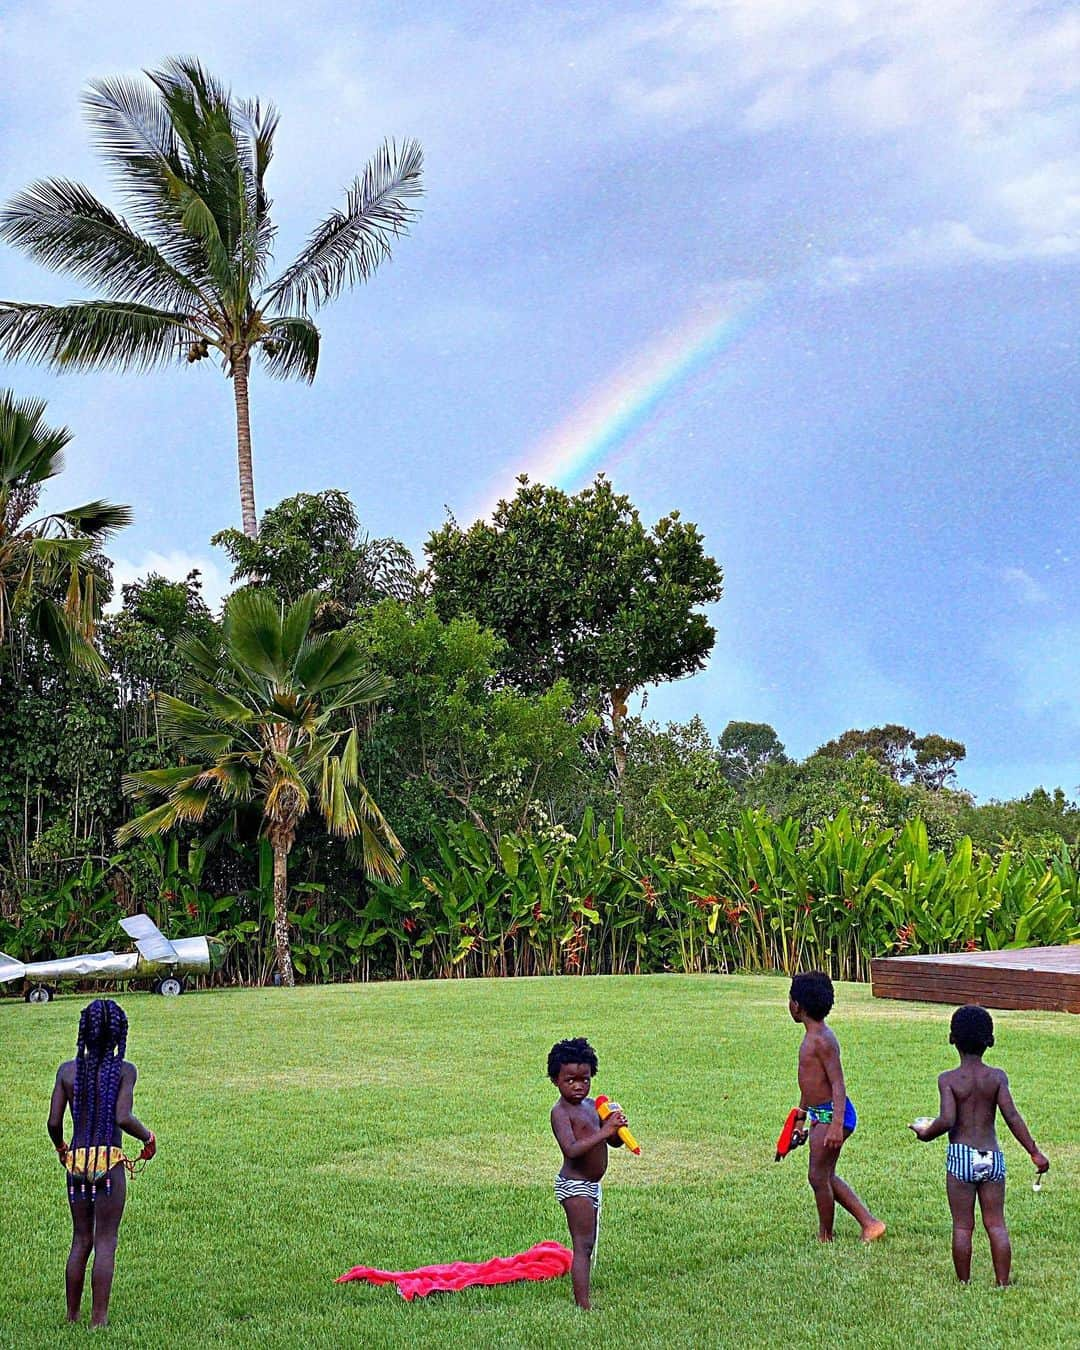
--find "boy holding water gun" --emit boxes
[909,1005,1049,1286]
[548,1037,630,1309]
[787,972,886,1244]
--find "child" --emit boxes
[47,999,156,1328]
[548,1037,628,1309]
[910,1004,1049,1286]
[788,971,886,1243]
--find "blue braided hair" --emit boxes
[70,999,128,1199]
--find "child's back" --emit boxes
[939,1059,1007,1151]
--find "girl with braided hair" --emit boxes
[47,999,156,1327]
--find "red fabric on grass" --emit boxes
[336,1240,573,1300]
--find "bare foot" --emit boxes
[818,1233,834,1243]
[860,1219,887,1243]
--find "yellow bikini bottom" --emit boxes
[65,1147,126,1182]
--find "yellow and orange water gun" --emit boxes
[594,1095,642,1155]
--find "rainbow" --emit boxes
[473,285,776,519]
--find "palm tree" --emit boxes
[0,389,131,676]
[118,588,402,986]
[0,59,423,538]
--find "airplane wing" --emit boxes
[0,952,27,984]
[120,915,180,963]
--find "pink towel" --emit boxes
[336,1240,573,1300]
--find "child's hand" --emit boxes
[1031,1149,1049,1174]
[603,1109,628,1137]
[823,1121,845,1151]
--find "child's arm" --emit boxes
[47,1067,68,1157]
[997,1073,1049,1172]
[911,1073,956,1141]
[819,1038,847,1151]
[551,1107,625,1160]
[114,1066,154,1148]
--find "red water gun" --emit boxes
[775,1108,807,1162]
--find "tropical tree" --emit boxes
[0,390,130,675]
[212,488,418,619]
[118,589,403,985]
[0,59,423,537]
[426,475,723,775]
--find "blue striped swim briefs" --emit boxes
[946,1144,1005,1185]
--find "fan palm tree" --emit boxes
[0,59,423,538]
[0,389,131,676]
[118,588,402,986]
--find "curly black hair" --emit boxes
[790,971,835,1021]
[950,1004,994,1055]
[547,1037,598,1082]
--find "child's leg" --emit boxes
[66,1197,95,1322]
[561,1195,598,1309]
[809,1128,884,1242]
[977,1180,1010,1287]
[88,1168,126,1328]
[946,1174,977,1283]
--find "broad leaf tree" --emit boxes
[426,475,723,775]
[118,589,402,985]
[815,724,965,789]
[718,720,789,784]
[0,390,130,676]
[0,59,423,537]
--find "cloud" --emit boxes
[108,550,230,613]
[1001,566,1049,607]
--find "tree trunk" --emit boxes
[271,838,295,987]
[610,685,630,779]
[232,353,258,538]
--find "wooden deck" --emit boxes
[870,946,1080,1013]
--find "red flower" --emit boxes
[748,881,759,894]
[532,903,543,923]
[640,877,658,909]
[403,918,418,934]
[801,902,812,915]
[843,896,856,910]
[964,936,978,953]
[185,901,198,919]
[895,922,915,951]
[692,894,720,911]
[724,903,747,926]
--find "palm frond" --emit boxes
[265,138,423,313]
[49,499,134,540]
[0,179,209,310]
[0,300,194,372]
[256,316,319,382]
[116,800,182,843]
[0,389,72,486]
[223,587,288,681]
[122,765,205,798]
[25,597,107,676]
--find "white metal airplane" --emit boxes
[0,914,225,1002]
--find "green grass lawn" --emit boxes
[1,975,1077,1349]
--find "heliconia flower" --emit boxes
[724,904,746,926]
[801,902,812,915]
[532,903,543,923]
[640,877,658,908]
[895,922,915,951]
[185,901,198,919]
[843,896,856,910]
[403,918,418,934]
[964,936,978,952]
[692,894,720,911]
[748,881,760,894]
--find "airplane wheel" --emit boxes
[25,985,53,1003]
[158,976,184,997]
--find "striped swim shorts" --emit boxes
[554,1175,602,1210]
[946,1144,1006,1185]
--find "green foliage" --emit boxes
[356,599,596,848]
[212,489,418,614]
[815,724,967,789]
[426,475,723,716]
[718,719,789,783]
[618,715,738,852]
[0,389,130,674]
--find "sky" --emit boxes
[0,0,1077,802]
